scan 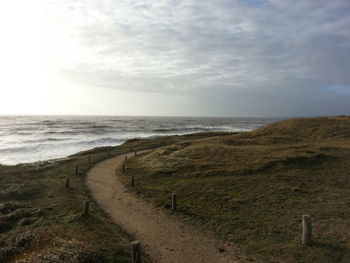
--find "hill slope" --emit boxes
[249,116,350,141]
[124,116,350,263]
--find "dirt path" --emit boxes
[86,152,253,263]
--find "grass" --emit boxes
[0,142,151,263]
[124,116,350,262]
[0,132,224,263]
[2,116,350,262]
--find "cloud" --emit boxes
[324,84,350,96]
[42,0,350,116]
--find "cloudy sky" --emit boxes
[0,0,349,117]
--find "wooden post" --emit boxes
[122,162,126,172]
[134,150,137,156]
[83,200,90,216]
[172,193,177,211]
[75,165,79,175]
[302,215,312,245]
[88,155,91,164]
[131,176,134,187]
[65,178,70,188]
[131,240,141,263]
[125,155,128,162]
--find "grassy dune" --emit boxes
[0,132,219,263]
[1,116,349,262]
[0,144,148,263]
[124,116,350,262]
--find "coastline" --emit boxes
[0,138,151,262]
[0,131,235,167]
[1,116,350,262]
[0,115,276,165]
[0,131,229,262]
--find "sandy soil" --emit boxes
[86,152,255,263]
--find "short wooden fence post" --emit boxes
[84,200,90,216]
[122,162,126,172]
[134,150,137,156]
[131,240,141,263]
[131,176,134,187]
[88,155,91,164]
[125,155,128,162]
[65,178,70,188]
[172,193,177,211]
[75,165,79,175]
[302,215,312,245]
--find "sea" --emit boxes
[0,115,281,165]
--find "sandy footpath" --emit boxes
[86,152,253,263]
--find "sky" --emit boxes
[0,0,350,117]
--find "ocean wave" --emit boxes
[151,126,233,133]
[22,137,68,144]
[43,130,100,136]
[79,137,125,145]
[0,144,44,154]
[0,116,279,165]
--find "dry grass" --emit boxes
[0,143,157,263]
[125,116,350,262]
[2,116,349,262]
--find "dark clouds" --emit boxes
[46,0,350,116]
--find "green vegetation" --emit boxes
[124,116,350,262]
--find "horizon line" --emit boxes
[0,113,305,119]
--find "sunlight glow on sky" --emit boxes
[0,0,349,117]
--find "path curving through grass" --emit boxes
[86,152,253,263]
